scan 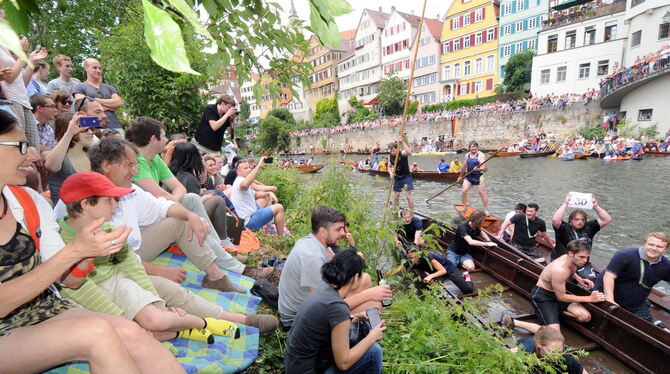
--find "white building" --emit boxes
[284,76,310,122]
[337,8,390,117]
[530,0,628,96]
[411,18,444,106]
[381,8,421,81]
[240,75,261,121]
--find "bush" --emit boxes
[256,165,302,211]
[421,96,498,113]
[407,100,419,115]
[577,123,606,140]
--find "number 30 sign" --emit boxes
[568,192,593,210]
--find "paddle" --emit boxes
[425,145,505,203]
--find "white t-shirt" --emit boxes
[0,48,30,108]
[230,176,257,222]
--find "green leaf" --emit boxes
[252,82,264,105]
[324,0,352,17]
[164,0,213,40]
[3,1,30,34]
[18,0,41,14]
[142,0,199,75]
[0,20,31,66]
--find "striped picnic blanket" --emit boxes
[44,251,261,374]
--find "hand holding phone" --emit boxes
[79,116,100,128]
[366,308,382,328]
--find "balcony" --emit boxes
[542,0,626,31]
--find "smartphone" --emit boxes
[366,308,381,328]
[265,156,274,164]
[79,116,100,128]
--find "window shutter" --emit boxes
[457,84,461,95]
[460,15,463,25]
[450,19,453,30]
[486,78,493,90]
[494,27,498,40]
[450,40,454,51]
[470,11,475,22]
[470,34,475,46]
[470,82,475,93]
[482,8,485,19]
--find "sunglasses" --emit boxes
[0,141,30,155]
[60,99,73,106]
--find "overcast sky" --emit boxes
[274,0,454,32]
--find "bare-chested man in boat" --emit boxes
[502,240,605,333]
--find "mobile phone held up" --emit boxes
[366,308,381,328]
[79,116,100,128]
[264,156,274,164]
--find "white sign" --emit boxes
[568,192,593,210]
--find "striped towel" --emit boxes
[43,252,261,374]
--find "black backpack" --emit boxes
[251,279,279,309]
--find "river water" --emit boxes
[295,153,670,290]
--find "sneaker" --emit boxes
[202,275,246,294]
[204,317,240,339]
[233,254,249,264]
[245,314,279,335]
[243,266,275,280]
[500,313,515,329]
[177,328,214,344]
[462,271,471,281]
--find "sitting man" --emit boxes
[125,117,271,279]
[447,157,462,173]
[446,210,496,272]
[596,232,670,330]
[499,203,554,261]
[278,206,393,328]
[501,203,527,243]
[230,157,287,234]
[394,208,424,248]
[436,158,449,173]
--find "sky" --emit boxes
[274,0,455,33]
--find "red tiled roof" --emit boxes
[340,29,356,40]
[424,18,443,39]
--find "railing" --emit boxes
[542,0,626,31]
[599,52,670,98]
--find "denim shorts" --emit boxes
[393,175,414,192]
[447,251,473,266]
[245,206,274,231]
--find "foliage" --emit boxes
[346,96,379,123]
[500,50,535,93]
[238,102,251,121]
[267,108,296,125]
[616,118,638,137]
[407,100,419,115]
[421,96,497,113]
[258,115,291,151]
[638,123,659,138]
[256,165,302,211]
[96,8,210,134]
[313,95,340,126]
[377,75,407,116]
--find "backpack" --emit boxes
[250,278,279,309]
[7,185,41,252]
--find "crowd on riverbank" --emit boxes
[599,44,670,97]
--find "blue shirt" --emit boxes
[437,162,449,172]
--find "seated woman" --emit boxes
[389,247,474,295]
[284,250,384,374]
[45,112,93,205]
[0,111,184,374]
[168,143,238,245]
[203,155,225,191]
[410,162,422,173]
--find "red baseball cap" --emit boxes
[60,171,134,203]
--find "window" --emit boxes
[475,80,482,93]
[516,42,524,53]
[503,3,512,15]
[540,69,550,84]
[578,63,590,79]
[443,42,451,54]
[565,30,576,49]
[460,83,468,95]
[631,30,642,47]
[556,66,567,82]
[475,8,483,22]
[548,34,558,53]
[528,17,536,29]
[504,24,512,35]
[516,21,523,32]
[517,0,525,11]
[476,33,482,45]
[487,55,495,72]
[597,60,609,76]
[464,14,470,26]
[503,45,511,57]
[464,36,470,48]
[443,65,451,80]
[661,23,670,39]
[487,28,495,41]
[528,39,536,51]
[464,61,471,76]
[454,63,461,78]
[584,26,595,46]
[453,17,460,29]
[638,109,653,121]
[604,23,617,42]
[454,39,461,51]
[631,0,645,6]
[475,58,483,74]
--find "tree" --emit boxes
[239,101,251,121]
[313,95,340,126]
[96,8,210,134]
[377,75,406,116]
[407,100,419,115]
[500,51,534,93]
[258,115,290,151]
[346,96,378,123]
[267,108,295,125]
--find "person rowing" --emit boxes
[458,141,489,215]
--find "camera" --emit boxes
[264,156,274,164]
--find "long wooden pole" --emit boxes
[425,145,505,203]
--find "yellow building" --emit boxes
[259,74,293,118]
[440,0,500,100]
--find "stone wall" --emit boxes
[290,102,603,151]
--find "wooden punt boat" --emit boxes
[643,151,670,156]
[518,150,555,158]
[488,151,520,157]
[573,153,591,159]
[354,167,460,181]
[292,164,325,173]
[413,212,670,374]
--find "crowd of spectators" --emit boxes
[599,45,670,97]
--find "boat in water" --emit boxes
[355,167,460,181]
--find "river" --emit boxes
[293,153,670,291]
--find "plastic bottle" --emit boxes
[377,270,392,307]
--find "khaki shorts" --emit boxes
[98,271,165,320]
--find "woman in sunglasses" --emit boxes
[45,112,94,204]
[0,110,185,374]
[50,90,72,115]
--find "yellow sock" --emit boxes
[204,317,240,339]
[176,328,214,344]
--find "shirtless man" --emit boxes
[506,240,605,333]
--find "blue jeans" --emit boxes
[322,342,382,374]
